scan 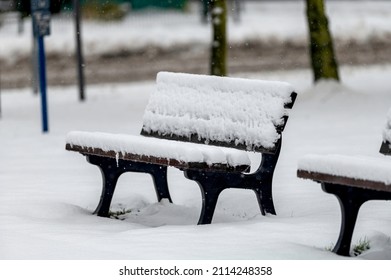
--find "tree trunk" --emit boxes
[306,0,340,82]
[210,0,227,76]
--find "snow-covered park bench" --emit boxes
[297,116,391,256]
[66,72,297,224]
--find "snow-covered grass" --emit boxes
[1,64,391,259]
[0,0,391,261]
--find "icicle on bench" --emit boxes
[66,72,297,224]
[297,120,391,256]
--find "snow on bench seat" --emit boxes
[141,71,294,152]
[66,131,251,172]
[297,154,391,192]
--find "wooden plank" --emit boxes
[297,169,391,193]
[66,144,250,173]
[139,130,277,154]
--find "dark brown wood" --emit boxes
[139,130,277,154]
[65,143,250,173]
[297,169,391,193]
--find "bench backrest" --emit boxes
[141,72,297,153]
[380,108,391,155]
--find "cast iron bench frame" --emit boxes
[66,72,297,224]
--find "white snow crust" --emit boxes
[298,154,391,185]
[142,72,294,150]
[66,131,250,167]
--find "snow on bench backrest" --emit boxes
[141,72,295,153]
[383,109,391,143]
[380,108,391,155]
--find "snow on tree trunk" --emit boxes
[210,0,227,76]
[306,0,340,82]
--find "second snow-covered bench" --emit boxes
[297,120,391,258]
[66,72,297,224]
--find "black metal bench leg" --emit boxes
[252,143,281,215]
[87,155,124,217]
[322,183,367,256]
[94,166,122,217]
[86,155,174,217]
[253,188,267,216]
[149,165,172,203]
[184,170,225,225]
[322,183,391,256]
[198,186,223,225]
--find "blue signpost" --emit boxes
[0,89,1,118]
[31,0,51,133]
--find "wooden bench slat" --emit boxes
[297,169,391,193]
[66,144,250,173]
[297,154,391,190]
[140,130,277,154]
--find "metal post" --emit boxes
[74,0,85,101]
[32,34,39,94]
[37,36,49,132]
[31,0,51,133]
[0,61,2,118]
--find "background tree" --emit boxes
[210,0,227,76]
[306,0,339,82]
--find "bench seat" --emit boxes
[298,154,391,192]
[66,131,251,172]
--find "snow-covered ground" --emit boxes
[0,0,391,261]
[1,64,391,260]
